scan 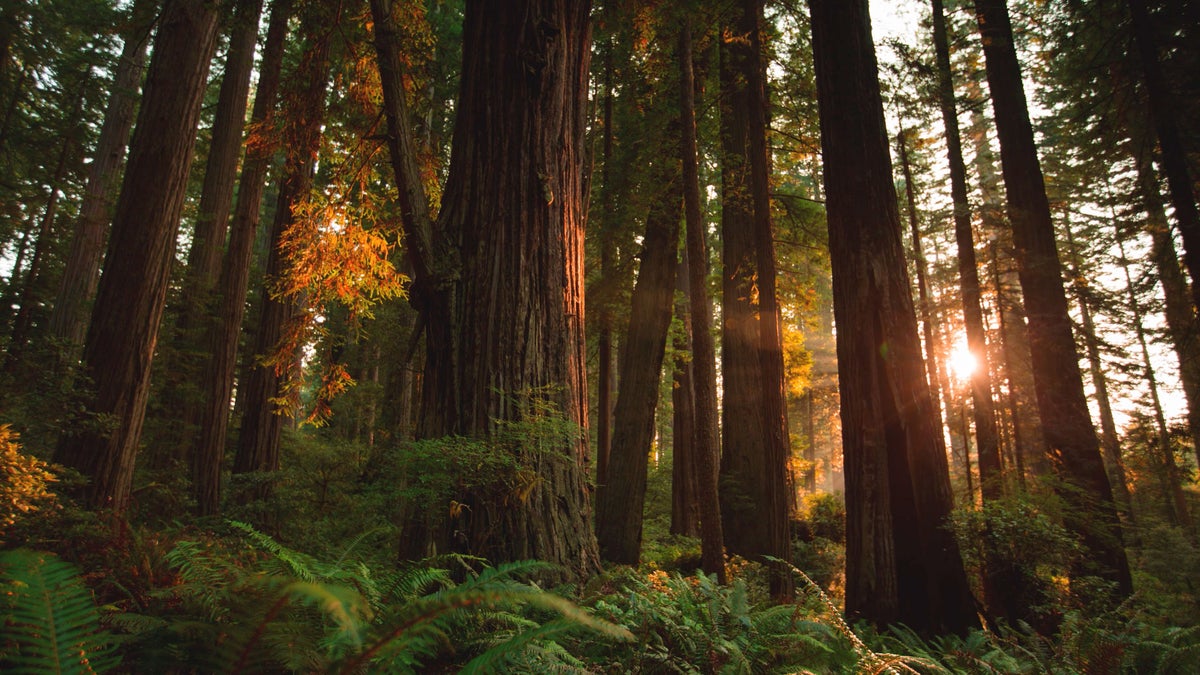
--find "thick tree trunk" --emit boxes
[718,0,792,587]
[680,20,725,584]
[191,0,292,516]
[231,3,332,495]
[595,124,682,564]
[810,0,978,636]
[374,0,600,577]
[53,0,221,511]
[47,0,153,366]
[974,0,1132,597]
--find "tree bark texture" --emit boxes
[595,122,682,565]
[974,0,1132,596]
[53,0,221,511]
[191,0,292,516]
[374,0,600,577]
[810,0,978,635]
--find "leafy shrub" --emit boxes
[0,425,57,539]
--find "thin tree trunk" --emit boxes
[191,0,292,516]
[930,0,1003,501]
[231,2,332,494]
[1136,155,1200,470]
[7,131,75,366]
[974,0,1132,597]
[671,247,700,537]
[1062,221,1134,523]
[47,0,154,365]
[680,19,725,584]
[898,129,944,407]
[1116,233,1191,532]
[53,0,221,511]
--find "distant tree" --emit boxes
[53,0,221,510]
[808,0,978,635]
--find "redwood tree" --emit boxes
[718,0,792,584]
[372,0,600,577]
[53,0,221,510]
[974,0,1132,597]
[809,0,978,635]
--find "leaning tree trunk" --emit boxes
[53,0,221,511]
[671,247,700,537]
[810,0,978,636]
[191,0,293,516]
[974,0,1132,597]
[595,118,682,564]
[1127,0,1200,315]
[47,0,153,367]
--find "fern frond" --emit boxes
[0,549,117,675]
[459,618,585,674]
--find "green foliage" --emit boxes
[0,548,116,674]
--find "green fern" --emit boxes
[0,548,116,674]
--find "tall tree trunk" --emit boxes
[52,0,221,511]
[930,0,1003,501]
[1062,221,1134,523]
[897,129,943,408]
[596,45,615,493]
[47,0,153,366]
[718,0,793,589]
[6,130,75,366]
[810,0,978,636]
[1116,233,1192,532]
[231,2,332,495]
[671,247,700,537]
[191,0,293,516]
[1135,155,1200,469]
[974,0,1132,597]
[680,20,725,583]
[595,119,682,564]
[1126,0,1200,314]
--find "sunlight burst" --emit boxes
[948,344,977,381]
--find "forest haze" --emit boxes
[1,0,1199,672]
